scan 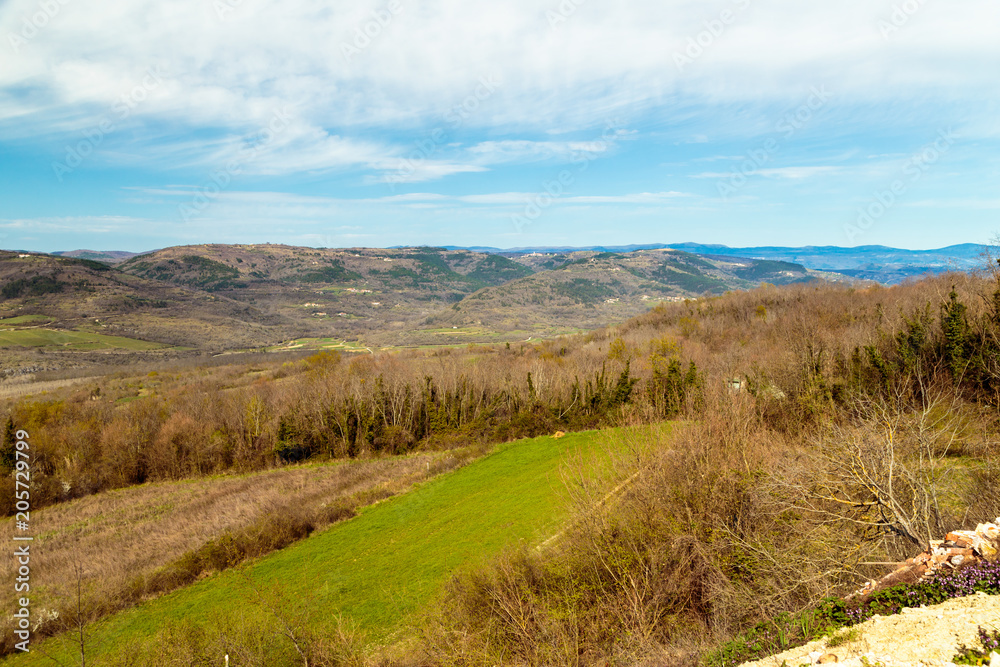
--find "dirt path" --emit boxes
[741,593,1000,667]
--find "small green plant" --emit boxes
[702,598,849,666]
[953,626,1000,666]
[827,627,860,648]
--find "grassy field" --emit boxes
[266,337,371,353]
[377,326,589,349]
[0,315,54,325]
[0,328,167,350]
[8,427,644,664]
[0,450,476,654]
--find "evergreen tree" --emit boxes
[940,287,970,383]
[0,417,16,474]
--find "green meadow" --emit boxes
[0,328,167,350]
[266,337,371,353]
[0,315,54,326]
[9,427,657,664]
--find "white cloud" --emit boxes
[1,0,998,178]
[558,192,691,204]
[0,215,153,235]
[373,160,490,185]
[131,188,695,210]
[755,166,841,179]
[692,166,840,179]
[466,139,613,164]
[455,193,536,205]
[905,198,1000,210]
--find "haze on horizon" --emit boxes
[1,0,998,253]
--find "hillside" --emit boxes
[0,251,286,358]
[1,246,541,368]
[3,245,861,359]
[429,248,842,331]
[0,243,940,368]
[2,428,620,664]
[116,244,539,346]
[118,244,534,294]
[111,244,852,347]
[50,250,140,264]
[445,243,992,285]
[2,272,1000,666]
[669,242,990,283]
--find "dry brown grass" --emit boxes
[0,446,480,653]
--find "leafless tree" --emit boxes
[775,390,972,560]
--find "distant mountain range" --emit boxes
[51,249,143,264]
[433,243,992,284]
[1,242,993,372]
[47,242,993,286]
[0,244,847,363]
[667,243,991,283]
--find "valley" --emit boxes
[1,244,998,666]
[0,243,854,376]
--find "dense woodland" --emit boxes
[3,269,1000,664]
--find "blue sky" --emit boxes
[1,0,998,253]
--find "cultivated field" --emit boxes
[0,328,168,351]
[4,427,630,664]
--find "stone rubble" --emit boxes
[850,518,1000,599]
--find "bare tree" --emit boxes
[39,561,92,667]
[776,390,972,559]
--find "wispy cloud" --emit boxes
[2,0,999,251]
[3,0,998,173]
[692,166,841,179]
[755,166,842,179]
[0,215,150,234]
[131,188,694,208]
[905,198,1000,210]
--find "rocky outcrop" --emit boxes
[740,592,1000,667]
